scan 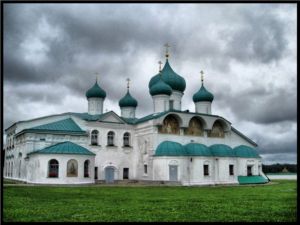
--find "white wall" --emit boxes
[26,154,95,184]
[195,101,212,114]
[170,91,183,110]
[88,98,104,115]
[121,107,136,118]
[152,95,170,113]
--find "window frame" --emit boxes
[204,164,209,176]
[48,159,59,178]
[107,131,115,146]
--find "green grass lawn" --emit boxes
[3,180,297,222]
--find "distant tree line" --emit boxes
[262,164,297,173]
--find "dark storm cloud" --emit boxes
[215,83,297,124]
[223,6,288,64]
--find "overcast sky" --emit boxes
[3,3,297,164]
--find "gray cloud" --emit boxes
[3,3,297,164]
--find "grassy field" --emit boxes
[3,180,297,222]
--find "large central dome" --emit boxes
[149,59,186,93]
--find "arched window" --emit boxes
[208,121,225,138]
[159,115,180,134]
[84,160,90,178]
[123,132,130,147]
[185,117,204,136]
[48,159,59,178]
[91,130,99,146]
[107,131,115,146]
[67,159,78,177]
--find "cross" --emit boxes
[164,43,170,58]
[126,78,130,89]
[95,72,99,83]
[158,61,162,72]
[200,70,204,84]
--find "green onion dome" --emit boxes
[193,84,214,102]
[234,145,261,158]
[149,76,172,96]
[209,144,236,157]
[155,141,187,156]
[86,81,106,99]
[119,90,138,108]
[185,143,212,156]
[149,59,186,92]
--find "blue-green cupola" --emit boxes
[149,73,172,96]
[119,90,138,107]
[149,59,186,93]
[86,79,106,115]
[86,81,106,99]
[120,78,138,118]
[193,84,214,102]
[193,70,214,102]
[193,71,214,114]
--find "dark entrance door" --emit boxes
[94,167,98,180]
[123,168,129,179]
[247,166,252,176]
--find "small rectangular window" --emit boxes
[204,165,209,176]
[144,165,148,174]
[229,164,234,175]
[40,138,46,141]
[169,100,174,110]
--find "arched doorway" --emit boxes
[105,166,115,183]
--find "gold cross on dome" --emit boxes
[200,70,204,84]
[126,78,130,89]
[95,72,99,82]
[164,43,170,58]
[158,61,162,72]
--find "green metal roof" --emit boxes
[149,76,172,96]
[154,141,187,156]
[154,142,261,158]
[119,90,138,107]
[209,144,236,157]
[149,59,186,92]
[238,176,268,184]
[193,84,214,102]
[17,118,87,136]
[185,143,212,156]
[86,81,106,99]
[234,145,261,158]
[27,141,95,156]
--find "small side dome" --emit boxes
[119,91,138,107]
[155,141,187,156]
[149,60,186,92]
[210,144,235,157]
[234,145,261,158]
[193,84,214,102]
[149,78,172,96]
[185,143,212,156]
[86,81,106,99]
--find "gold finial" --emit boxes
[158,61,162,72]
[95,72,99,83]
[164,43,170,58]
[126,78,130,90]
[200,70,204,85]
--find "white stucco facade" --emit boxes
[3,56,267,186]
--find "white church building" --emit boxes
[3,48,269,186]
